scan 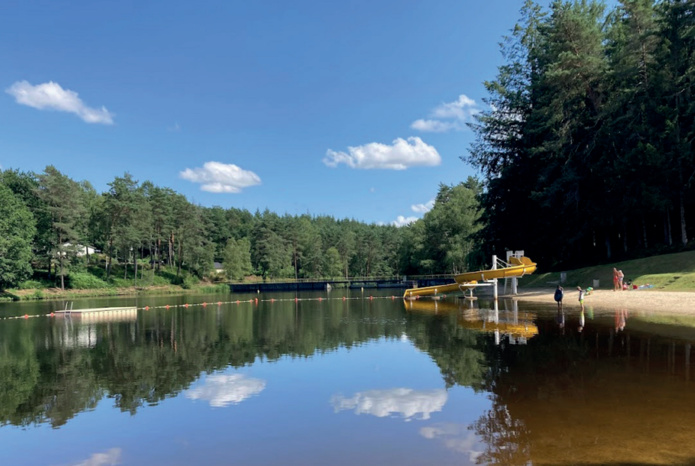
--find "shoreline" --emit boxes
[0,284,229,302]
[512,287,695,315]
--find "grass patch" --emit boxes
[68,272,109,289]
[520,250,695,291]
[196,284,230,293]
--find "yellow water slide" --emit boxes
[403,256,537,298]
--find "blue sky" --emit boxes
[1,1,534,225]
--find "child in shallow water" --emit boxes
[554,285,564,310]
[577,286,586,312]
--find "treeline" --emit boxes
[0,166,482,290]
[468,0,695,269]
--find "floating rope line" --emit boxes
[0,294,404,320]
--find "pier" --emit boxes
[228,276,452,293]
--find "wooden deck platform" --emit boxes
[54,306,138,323]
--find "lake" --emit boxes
[1,290,695,465]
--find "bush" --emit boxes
[68,272,109,289]
[17,280,48,290]
[181,276,197,289]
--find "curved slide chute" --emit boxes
[403,256,537,299]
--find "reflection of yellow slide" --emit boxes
[403,300,538,339]
[403,256,537,298]
[458,310,539,339]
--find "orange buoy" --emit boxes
[24,314,28,319]
[145,306,149,311]
[318,297,322,301]
[202,302,207,307]
[50,312,55,317]
[166,305,170,309]
[184,303,189,308]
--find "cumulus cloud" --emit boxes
[411,94,479,133]
[73,448,122,466]
[180,161,261,193]
[420,423,484,462]
[324,137,441,170]
[411,199,435,214]
[392,215,418,227]
[6,80,114,124]
[186,373,266,407]
[331,388,447,420]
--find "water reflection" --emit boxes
[3,294,695,464]
[72,447,122,466]
[186,373,266,407]
[420,423,484,463]
[331,388,447,420]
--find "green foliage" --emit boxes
[16,280,48,290]
[0,183,36,290]
[67,272,109,289]
[223,237,253,280]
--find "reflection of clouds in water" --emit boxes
[186,374,266,407]
[331,388,447,420]
[73,448,122,466]
[420,423,483,463]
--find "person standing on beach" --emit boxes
[554,285,564,310]
[613,268,619,291]
[577,286,586,312]
[618,270,624,290]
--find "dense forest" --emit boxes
[469,0,695,269]
[0,166,482,291]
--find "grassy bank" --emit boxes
[519,250,695,291]
[0,283,230,302]
[0,263,231,302]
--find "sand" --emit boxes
[511,288,695,315]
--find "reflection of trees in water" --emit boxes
[472,402,531,466]
[405,311,487,390]
[471,316,695,465]
[0,299,405,428]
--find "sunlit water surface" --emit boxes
[1,290,695,465]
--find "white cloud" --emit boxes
[73,448,122,466]
[420,423,484,463]
[6,80,114,124]
[411,94,480,133]
[411,199,435,214]
[180,161,261,193]
[410,119,458,133]
[392,215,418,227]
[186,373,266,407]
[324,137,441,170]
[331,388,447,420]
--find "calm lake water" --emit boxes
[1,290,695,465]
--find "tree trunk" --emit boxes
[665,209,673,246]
[680,191,688,246]
[60,259,65,291]
[169,233,174,268]
[107,238,113,279]
[177,239,182,277]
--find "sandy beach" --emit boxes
[512,288,695,315]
